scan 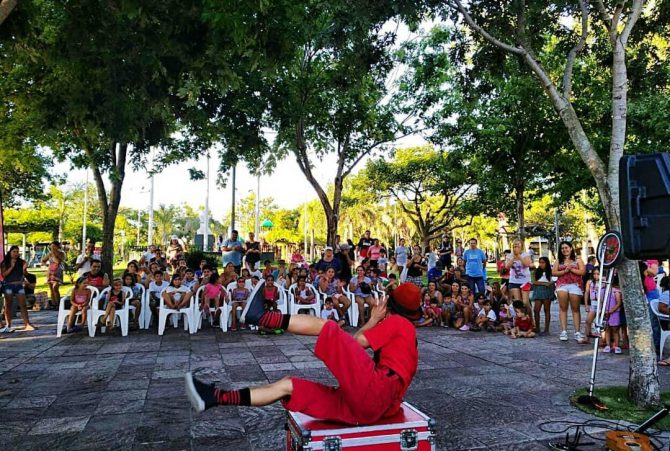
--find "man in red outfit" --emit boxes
[185,282,421,425]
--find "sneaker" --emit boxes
[459,324,470,331]
[603,345,611,353]
[73,325,82,333]
[239,280,266,326]
[614,347,622,354]
[273,329,283,335]
[185,372,217,413]
[559,331,568,341]
[0,326,13,334]
[574,332,584,342]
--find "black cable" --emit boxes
[538,418,668,451]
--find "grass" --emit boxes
[571,387,670,431]
[29,264,129,296]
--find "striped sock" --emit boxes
[214,387,251,406]
[258,311,290,330]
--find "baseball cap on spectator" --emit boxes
[325,246,333,251]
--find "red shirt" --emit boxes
[86,272,106,289]
[515,316,533,332]
[364,314,418,389]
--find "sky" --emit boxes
[50,131,425,224]
[45,19,429,224]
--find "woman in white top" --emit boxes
[505,240,533,312]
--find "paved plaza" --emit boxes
[0,308,669,451]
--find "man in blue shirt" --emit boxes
[463,238,487,295]
[222,230,245,274]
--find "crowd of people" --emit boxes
[1,228,669,363]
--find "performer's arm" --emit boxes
[354,295,387,348]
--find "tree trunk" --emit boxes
[0,0,17,26]
[617,257,661,405]
[86,142,128,277]
[515,184,525,244]
[520,50,661,409]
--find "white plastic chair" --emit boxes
[131,284,146,328]
[158,288,196,335]
[194,285,228,331]
[56,286,99,337]
[88,286,134,337]
[288,283,320,316]
[650,300,670,359]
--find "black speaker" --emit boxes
[619,153,670,259]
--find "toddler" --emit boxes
[507,305,535,338]
[320,297,345,328]
[475,300,497,332]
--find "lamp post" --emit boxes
[255,173,260,236]
[230,164,237,233]
[204,151,210,251]
[136,210,141,246]
[82,169,89,250]
[148,147,155,245]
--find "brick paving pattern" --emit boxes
[0,307,668,450]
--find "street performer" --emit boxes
[185,282,421,425]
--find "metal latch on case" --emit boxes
[323,436,342,451]
[400,429,418,450]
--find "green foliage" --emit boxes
[3,208,58,234]
[364,145,477,243]
[185,251,219,272]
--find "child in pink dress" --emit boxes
[203,273,226,326]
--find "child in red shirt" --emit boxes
[185,283,421,425]
[509,304,535,339]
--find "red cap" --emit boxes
[389,283,422,320]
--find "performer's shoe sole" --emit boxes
[185,372,205,413]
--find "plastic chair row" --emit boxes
[57,285,142,337]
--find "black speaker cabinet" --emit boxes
[619,153,670,260]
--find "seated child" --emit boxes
[496,302,513,332]
[101,278,125,333]
[320,297,345,328]
[67,277,91,333]
[123,273,143,327]
[230,277,249,331]
[507,304,535,339]
[475,299,497,332]
[429,295,442,327]
[416,292,435,327]
[202,273,226,326]
[295,276,316,305]
[439,293,456,328]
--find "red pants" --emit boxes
[282,320,404,425]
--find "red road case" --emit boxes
[286,402,436,450]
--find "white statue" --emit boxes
[196,211,211,235]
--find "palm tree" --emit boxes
[154,204,182,245]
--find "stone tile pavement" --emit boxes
[0,307,669,450]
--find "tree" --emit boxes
[266,13,410,247]
[153,204,182,246]
[0,0,213,275]
[0,0,16,26]
[365,146,476,247]
[442,0,665,406]
[236,192,278,237]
